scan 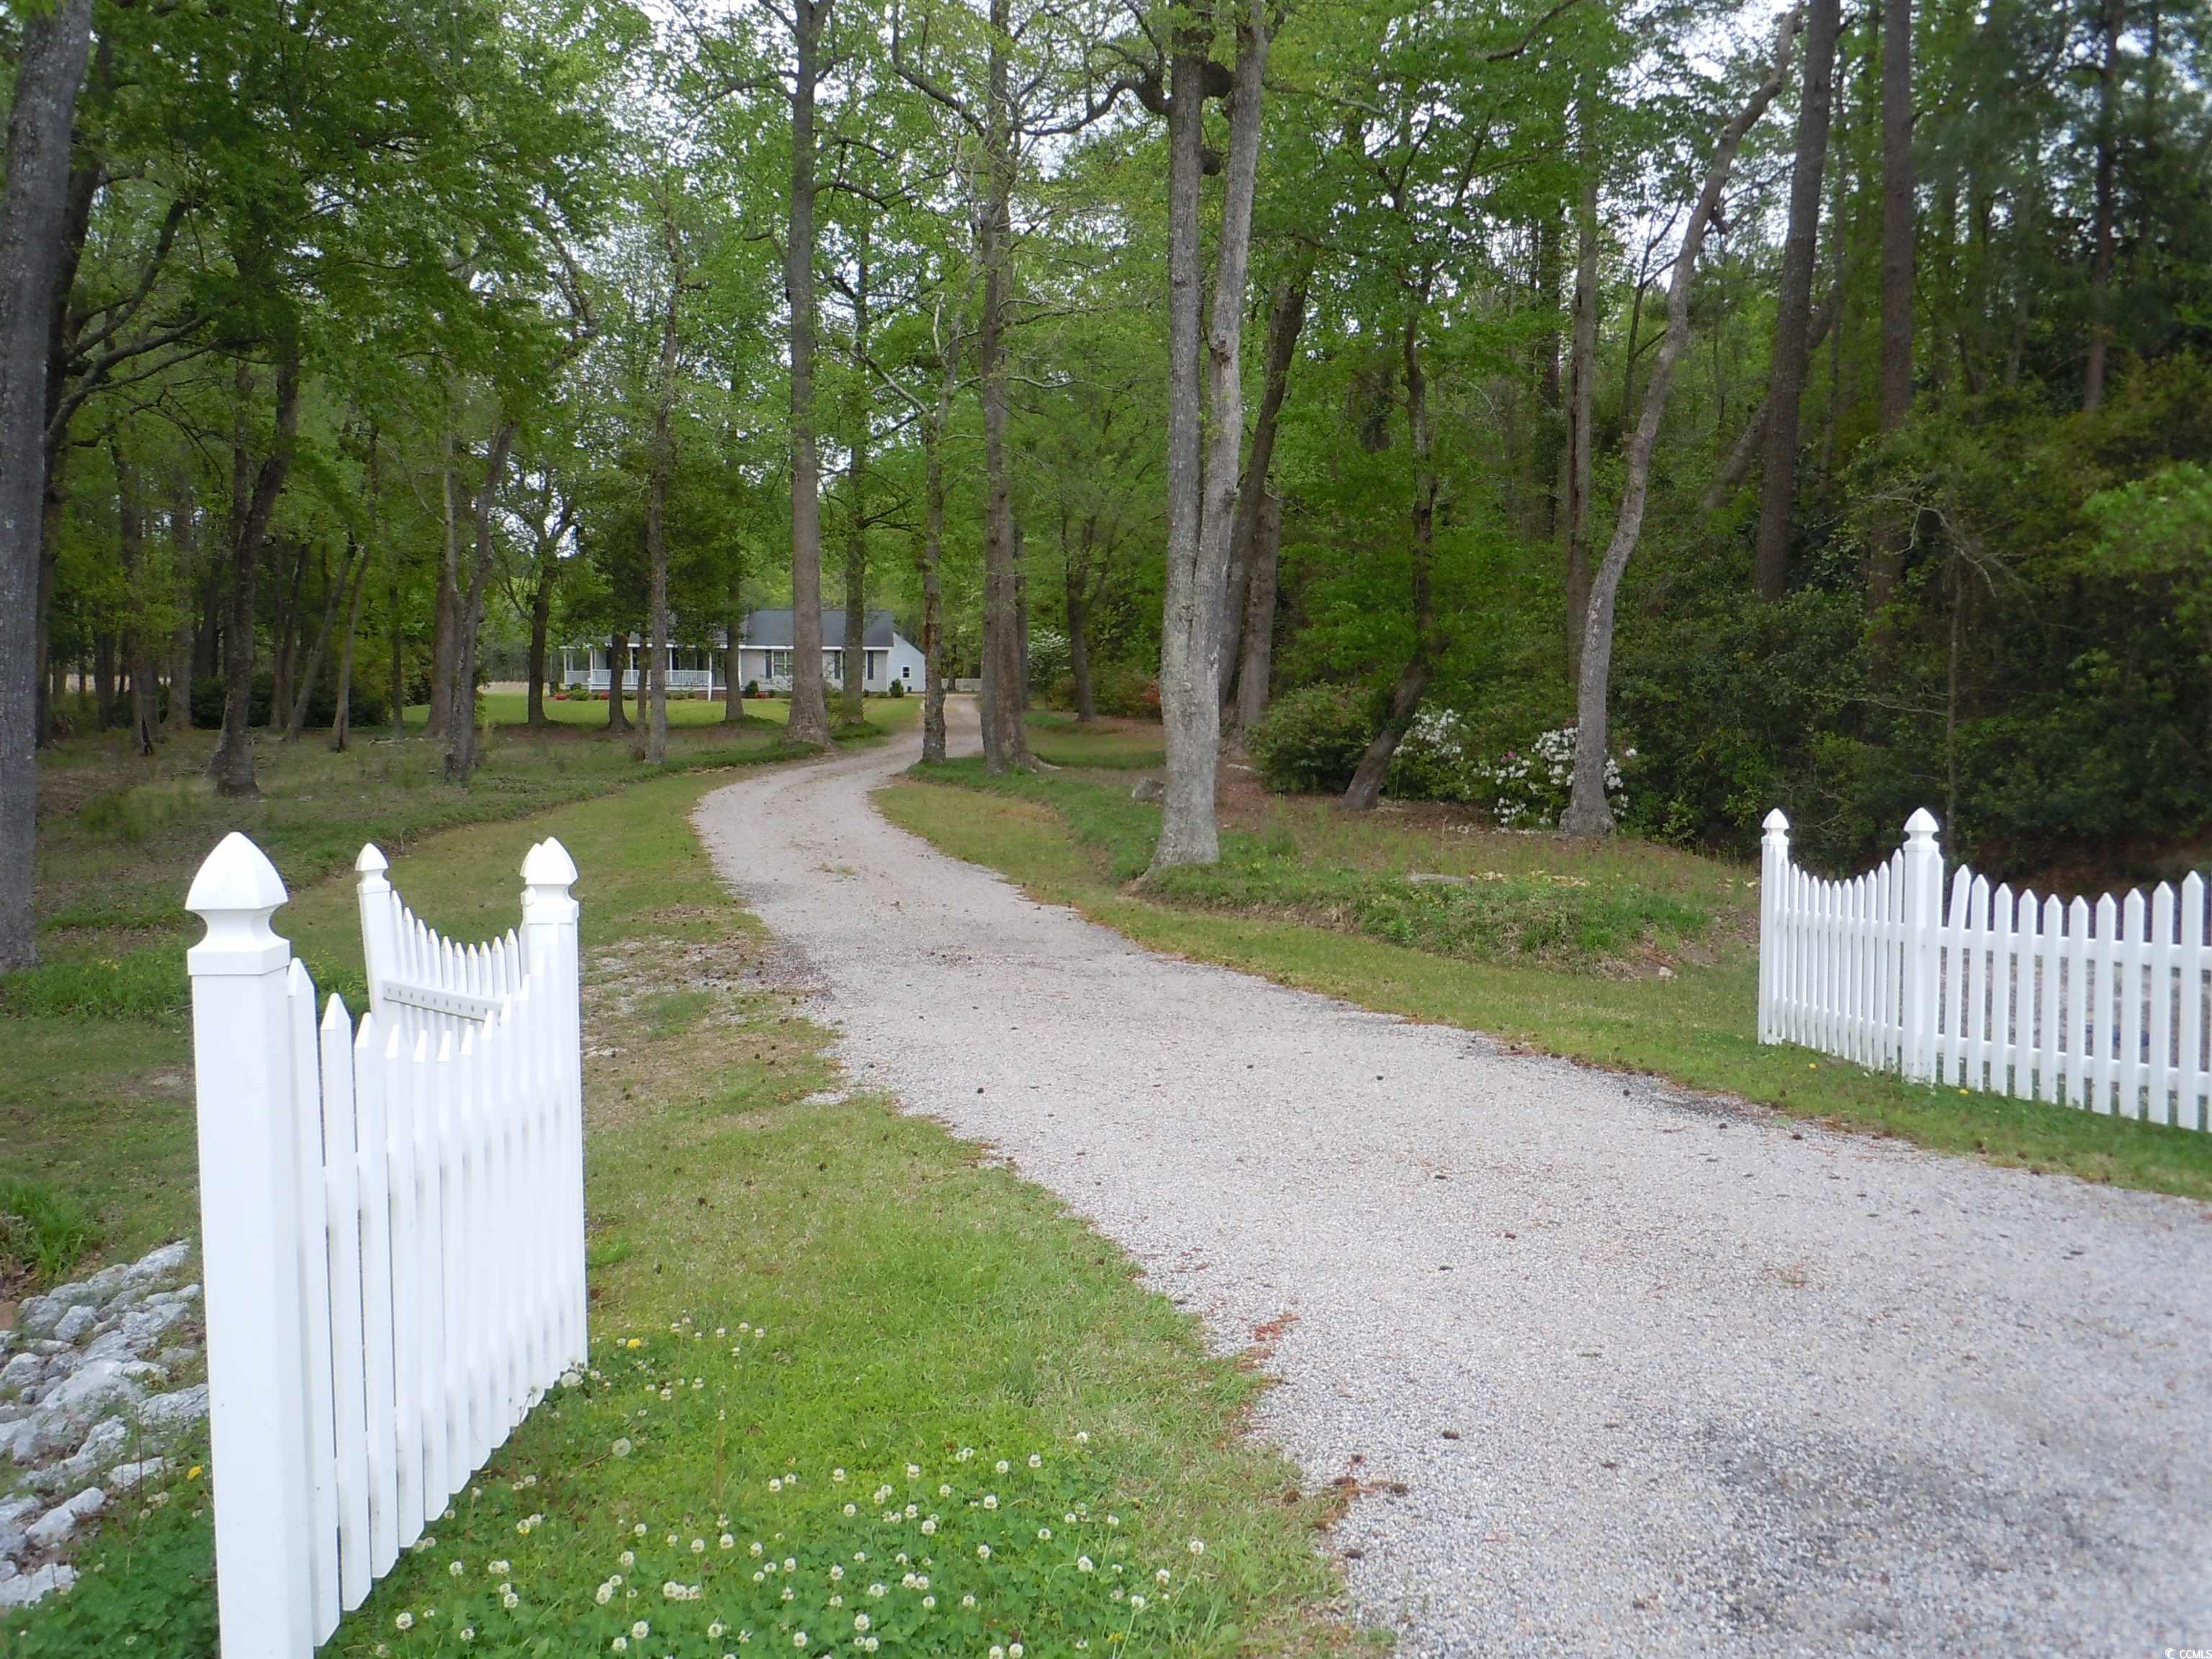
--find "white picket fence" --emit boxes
[184,832,586,1659]
[1759,809,2212,1128]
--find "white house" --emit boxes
[560,609,925,698]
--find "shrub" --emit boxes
[744,680,760,698]
[1027,627,1071,692]
[1089,662,1160,721]
[1473,724,1625,829]
[889,678,906,698]
[1248,683,1377,794]
[188,673,386,730]
[1385,706,1482,802]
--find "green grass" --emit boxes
[1025,712,1166,771]
[1,702,916,1269]
[876,763,2212,1203]
[3,761,1353,1658]
[0,1178,98,1298]
[440,691,917,729]
[912,760,1727,971]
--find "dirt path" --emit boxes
[695,700,2212,1658]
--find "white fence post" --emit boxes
[521,837,586,1368]
[186,833,317,1659]
[1758,810,1789,1044]
[356,844,396,1019]
[1897,809,1943,1083]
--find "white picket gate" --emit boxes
[1759,809,2212,1128]
[184,832,586,1659]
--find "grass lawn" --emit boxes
[1025,713,1165,772]
[4,738,1356,1657]
[3,700,915,1273]
[875,761,2212,1203]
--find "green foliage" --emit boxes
[1619,357,2212,876]
[0,945,190,1022]
[0,1469,218,1655]
[1246,683,1376,795]
[1086,664,1159,721]
[186,674,390,732]
[0,1177,99,1292]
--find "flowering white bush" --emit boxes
[1474,724,1628,829]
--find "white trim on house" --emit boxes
[560,616,925,698]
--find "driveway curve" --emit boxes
[695,699,2212,1658]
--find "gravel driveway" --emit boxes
[695,700,2212,1658]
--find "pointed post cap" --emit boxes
[521,837,578,889]
[355,843,390,881]
[1762,809,1789,834]
[185,833,291,972]
[1903,808,1940,841]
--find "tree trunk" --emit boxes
[442,420,517,782]
[1066,566,1097,724]
[526,565,554,729]
[606,627,631,733]
[166,491,196,734]
[286,538,358,741]
[1752,0,1840,603]
[1563,109,1599,685]
[919,271,974,766]
[269,538,309,727]
[783,0,834,749]
[1155,0,1267,869]
[388,572,405,735]
[210,343,305,799]
[1221,261,1310,719]
[2083,0,2121,411]
[1234,490,1282,734]
[93,631,115,729]
[1342,307,1439,811]
[975,0,1028,773]
[113,449,160,754]
[639,207,683,767]
[331,543,369,752]
[428,431,460,740]
[842,233,871,728]
[722,538,749,724]
[1878,0,1915,431]
[1563,6,1803,834]
[1701,297,1837,513]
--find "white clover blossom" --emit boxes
[395,1613,413,1632]
[611,1438,633,1458]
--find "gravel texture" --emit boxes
[694,701,2212,1657]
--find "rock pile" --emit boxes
[0,1239,207,1610]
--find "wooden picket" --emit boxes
[186,834,586,1659]
[1760,810,2212,1131]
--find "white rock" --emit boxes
[0,1562,77,1609]
[137,1384,208,1437]
[12,1297,60,1339]
[0,1352,40,1393]
[0,1494,37,1527]
[52,1305,96,1345]
[105,1456,168,1493]
[0,1517,22,1564]
[117,1299,194,1354]
[26,1487,104,1550]
[60,1417,132,1480]
[30,1357,143,1435]
[123,1241,192,1289]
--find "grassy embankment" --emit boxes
[876,715,2212,1202]
[4,707,1357,1658]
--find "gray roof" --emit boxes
[739,609,896,649]
[583,608,904,650]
